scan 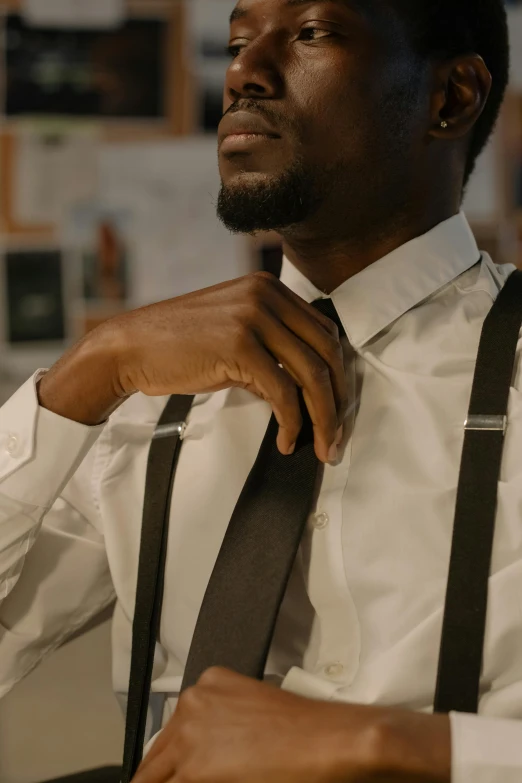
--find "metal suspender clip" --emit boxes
[464,415,507,434]
[153,422,188,441]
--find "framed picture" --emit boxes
[3,247,66,343]
[5,14,166,118]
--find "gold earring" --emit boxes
[440,120,448,129]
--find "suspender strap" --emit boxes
[434,269,522,714]
[121,394,195,783]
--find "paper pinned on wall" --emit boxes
[22,0,125,28]
[98,137,252,307]
[13,124,100,226]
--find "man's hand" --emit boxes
[38,272,348,464]
[132,667,451,783]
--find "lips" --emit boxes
[218,110,281,148]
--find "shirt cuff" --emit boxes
[143,729,163,758]
[450,711,522,782]
[0,372,105,507]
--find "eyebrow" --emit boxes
[229,0,363,25]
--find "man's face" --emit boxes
[217,0,429,236]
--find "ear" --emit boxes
[429,54,492,140]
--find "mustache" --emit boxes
[223,98,295,135]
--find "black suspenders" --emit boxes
[121,394,194,783]
[121,269,522,782]
[434,269,522,713]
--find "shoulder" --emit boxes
[430,254,516,331]
[457,255,522,392]
[452,253,515,299]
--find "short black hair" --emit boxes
[393,0,510,186]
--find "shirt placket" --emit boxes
[303,345,361,691]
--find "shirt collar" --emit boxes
[279,211,481,349]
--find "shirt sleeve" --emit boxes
[0,372,115,698]
[451,711,522,782]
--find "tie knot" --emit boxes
[312,298,346,338]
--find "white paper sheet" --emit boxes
[98,138,252,307]
[22,0,125,28]
[13,125,100,225]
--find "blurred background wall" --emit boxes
[0,0,522,780]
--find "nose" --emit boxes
[224,36,283,107]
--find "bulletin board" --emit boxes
[0,0,195,239]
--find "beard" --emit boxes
[217,157,328,235]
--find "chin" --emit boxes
[220,167,278,190]
[217,158,318,235]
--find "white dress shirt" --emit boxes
[1,212,521,782]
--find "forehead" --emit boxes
[229,0,373,24]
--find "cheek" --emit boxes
[286,56,391,157]
[291,93,374,165]
[300,71,422,166]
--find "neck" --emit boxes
[281,203,460,295]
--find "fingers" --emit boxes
[254,315,341,463]
[282,298,349,424]
[242,344,303,457]
[247,273,349,426]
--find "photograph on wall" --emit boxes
[5,249,66,343]
[65,200,132,336]
[81,219,128,303]
[5,15,167,118]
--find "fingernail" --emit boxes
[328,444,338,463]
[335,426,343,445]
[287,442,296,455]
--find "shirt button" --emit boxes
[313,512,329,530]
[325,662,344,679]
[5,434,21,456]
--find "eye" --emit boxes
[299,27,334,42]
[226,44,246,59]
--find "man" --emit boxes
[0,0,517,780]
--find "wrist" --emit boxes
[320,704,451,782]
[373,708,452,782]
[38,323,133,425]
